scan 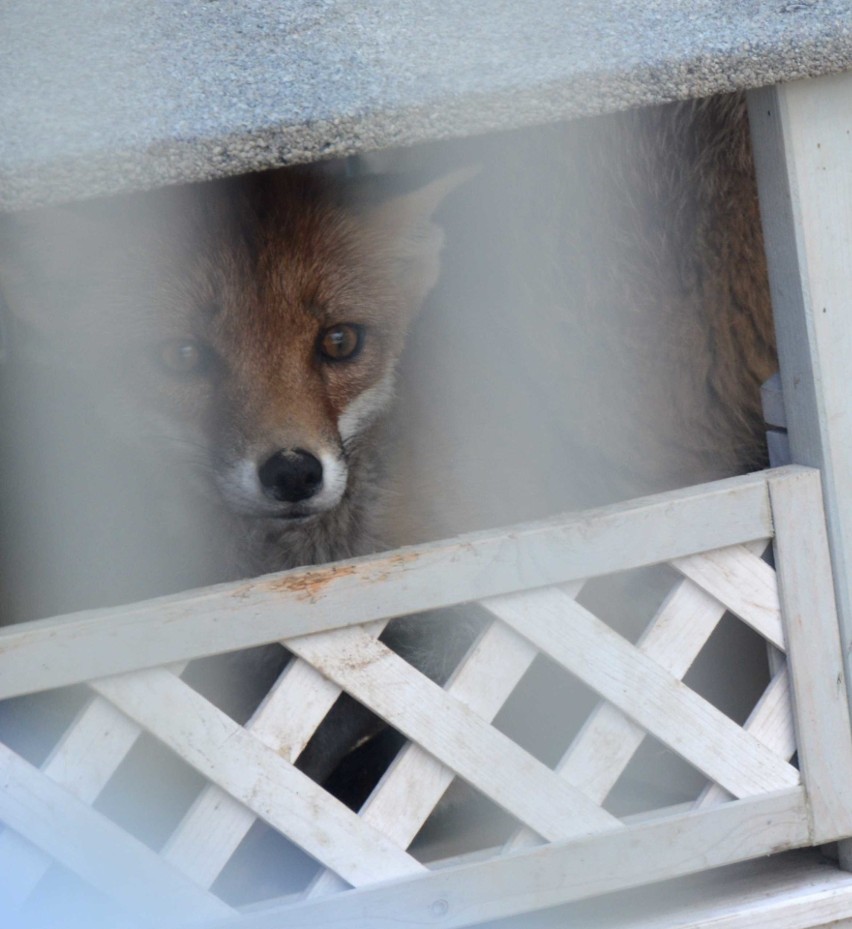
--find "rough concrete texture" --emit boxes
[2,0,852,210]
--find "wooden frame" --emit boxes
[749,72,852,702]
[1,465,851,927]
[749,68,852,877]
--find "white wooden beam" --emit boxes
[748,73,852,710]
[207,789,809,929]
[749,72,852,868]
[768,468,852,842]
[0,468,776,700]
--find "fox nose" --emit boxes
[258,449,323,503]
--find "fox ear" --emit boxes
[366,167,478,313]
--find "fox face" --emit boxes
[0,167,464,547]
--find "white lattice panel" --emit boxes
[1,466,851,928]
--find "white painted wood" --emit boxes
[216,789,809,929]
[620,892,852,929]
[0,664,193,907]
[296,850,852,929]
[504,563,751,852]
[671,545,784,649]
[307,590,573,898]
[0,695,146,906]
[164,623,389,887]
[696,664,796,809]
[162,789,262,892]
[91,668,425,887]
[750,78,852,868]
[549,547,764,808]
[346,619,539,842]
[579,855,852,929]
[768,468,852,842]
[485,588,799,797]
[531,853,852,929]
[0,742,233,923]
[749,75,852,714]
[0,468,777,700]
[288,623,620,842]
[249,649,360,761]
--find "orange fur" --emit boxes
[0,168,461,580]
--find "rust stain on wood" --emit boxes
[368,550,422,582]
[267,563,360,601]
[238,549,423,604]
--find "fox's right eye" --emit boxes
[156,339,215,377]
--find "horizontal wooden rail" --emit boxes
[0,467,784,700]
[210,788,809,929]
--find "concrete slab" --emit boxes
[2,0,852,209]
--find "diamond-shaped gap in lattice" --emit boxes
[211,818,320,907]
[91,730,206,851]
[0,684,89,768]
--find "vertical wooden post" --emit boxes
[748,71,852,862]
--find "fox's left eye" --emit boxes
[156,339,215,377]
[318,323,364,362]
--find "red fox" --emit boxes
[0,94,774,599]
[0,167,468,595]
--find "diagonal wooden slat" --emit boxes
[0,662,191,908]
[92,669,425,888]
[487,588,799,797]
[287,625,621,842]
[556,560,751,798]
[696,664,796,808]
[0,694,154,908]
[305,588,586,899]
[671,546,784,648]
[0,742,233,923]
[503,541,771,851]
[163,620,389,888]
